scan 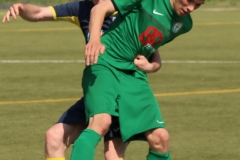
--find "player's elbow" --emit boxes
[91,0,116,16]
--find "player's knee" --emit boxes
[45,127,66,151]
[101,114,112,128]
[146,128,169,153]
[90,114,112,133]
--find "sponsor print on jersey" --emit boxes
[139,26,163,53]
[172,22,183,33]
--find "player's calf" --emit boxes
[45,123,84,158]
[104,138,128,160]
[45,124,67,158]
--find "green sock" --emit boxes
[70,129,101,160]
[147,149,171,160]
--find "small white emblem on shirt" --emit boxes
[153,9,164,16]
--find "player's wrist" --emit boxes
[139,63,154,73]
[147,63,155,73]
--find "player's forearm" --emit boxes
[138,62,159,73]
[148,50,162,73]
[146,62,161,73]
[19,4,53,22]
[89,0,116,42]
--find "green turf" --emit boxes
[0,7,240,160]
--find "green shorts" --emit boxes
[82,58,165,142]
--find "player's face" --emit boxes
[92,0,105,5]
[171,0,205,16]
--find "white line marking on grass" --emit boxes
[1,21,240,33]
[0,60,239,64]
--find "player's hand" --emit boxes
[2,3,24,23]
[134,55,153,72]
[85,40,106,66]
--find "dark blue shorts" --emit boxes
[57,97,121,142]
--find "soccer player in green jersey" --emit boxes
[2,1,162,160]
[70,0,205,160]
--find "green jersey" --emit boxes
[100,0,192,71]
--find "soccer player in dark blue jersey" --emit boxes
[2,1,162,160]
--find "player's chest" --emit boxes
[137,9,184,48]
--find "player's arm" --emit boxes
[2,3,53,23]
[134,50,162,73]
[86,0,141,65]
[85,0,116,65]
[88,0,141,42]
[89,0,115,42]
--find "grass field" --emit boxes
[0,6,240,160]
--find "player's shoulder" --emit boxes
[181,14,193,32]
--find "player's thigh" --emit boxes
[57,98,86,124]
[118,73,165,141]
[82,64,120,118]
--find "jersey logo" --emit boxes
[153,9,164,16]
[139,26,163,53]
[139,26,163,46]
[157,120,164,124]
[172,22,183,33]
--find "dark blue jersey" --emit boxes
[49,0,117,43]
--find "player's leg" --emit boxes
[119,72,170,160]
[45,98,87,160]
[104,138,128,160]
[70,63,120,160]
[144,128,170,160]
[45,122,85,159]
[142,87,170,160]
[70,114,111,160]
[104,117,129,160]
